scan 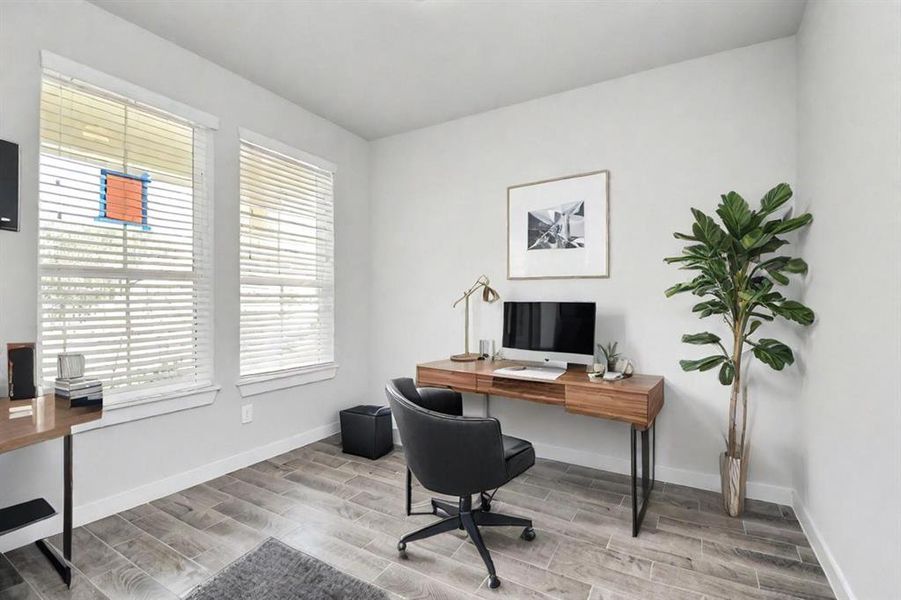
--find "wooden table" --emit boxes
[0,394,103,586]
[416,359,664,535]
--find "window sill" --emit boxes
[71,384,220,433]
[236,363,339,398]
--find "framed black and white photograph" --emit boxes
[507,170,609,279]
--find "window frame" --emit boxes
[38,52,220,423]
[236,128,338,396]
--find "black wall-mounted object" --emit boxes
[0,139,20,232]
[8,344,36,400]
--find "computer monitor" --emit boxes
[502,301,596,365]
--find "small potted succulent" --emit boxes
[597,341,622,373]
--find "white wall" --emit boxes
[795,2,901,599]
[0,0,370,550]
[370,38,800,502]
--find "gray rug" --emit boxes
[186,538,387,600]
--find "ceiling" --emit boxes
[91,1,806,140]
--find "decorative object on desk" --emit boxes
[507,170,609,279]
[55,376,103,408]
[597,341,621,372]
[611,359,633,376]
[7,343,36,400]
[56,353,85,380]
[479,339,495,359]
[589,361,606,376]
[55,353,102,408]
[665,183,814,517]
[450,275,500,362]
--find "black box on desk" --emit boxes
[339,405,393,460]
[69,395,103,409]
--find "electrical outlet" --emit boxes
[241,403,253,424]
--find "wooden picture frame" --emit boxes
[507,170,609,279]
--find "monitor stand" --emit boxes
[537,358,568,370]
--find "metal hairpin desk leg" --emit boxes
[35,434,73,587]
[630,421,656,537]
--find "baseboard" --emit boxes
[792,491,855,600]
[531,440,792,505]
[0,421,340,553]
[391,428,792,504]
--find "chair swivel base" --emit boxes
[397,495,534,589]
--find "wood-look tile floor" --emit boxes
[0,436,835,600]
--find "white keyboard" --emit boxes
[492,366,566,381]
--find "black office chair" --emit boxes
[386,378,536,589]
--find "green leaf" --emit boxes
[718,361,735,385]
[772,300,815,325]
[673,232,697,241]
[740,228,774,251]
[690,208,726,248]
[759,183,793,216]
[749,311,775,321]
[692,300,728,318]
[765,213,813,235]
[716,192,753,237]
[759,255,808,285]
[747,319,763,336]
[784,258,808,274]
[754,237,789,256]
[680,355,728,372]
[665,281,695,297]
[751,339,795,370]
[768,271,790,285]
[681,332,722,345]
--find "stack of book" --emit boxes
[55,377,103,408]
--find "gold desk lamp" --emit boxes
[451,275,500,362]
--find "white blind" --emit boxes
[38,70,213,398]
[239,139,335,377]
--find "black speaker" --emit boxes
[0,139,19,232]
[8,344,36,400]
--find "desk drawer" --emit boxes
[416,367,477,391]
[565,386,649,425]
[477,375,565,405]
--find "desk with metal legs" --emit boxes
[0,395,102,587]
[415,359,663,536]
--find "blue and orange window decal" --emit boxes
[98,169,151,230]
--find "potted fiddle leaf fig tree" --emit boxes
[664,183,814,517]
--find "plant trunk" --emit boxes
[720,451,748,517]
[726,331,743,458]
[722,327,749,516]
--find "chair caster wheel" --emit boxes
[397,542,407,558]
[488,575,501,589]
[521,527,536,541]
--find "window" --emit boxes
[38,68,214,400]
[239,133,335,379]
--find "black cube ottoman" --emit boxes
[339,405,393,460]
